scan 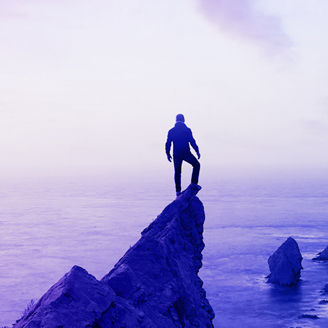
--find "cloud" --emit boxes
[198,0,292,53]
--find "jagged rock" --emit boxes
[321,284,328,295]
[313,246,328,261]
[14,184,214,328]
[299,314,319,320]
[14,266,116,328]
[267,237,303,286]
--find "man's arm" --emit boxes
[188,128,200,159]
[165,130,172,162]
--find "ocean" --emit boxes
[1,169,328,327]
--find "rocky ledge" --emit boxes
[14,184,214,328]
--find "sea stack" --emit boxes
[313,246,328,261]
[267,237,303,286]
[14,184,214,328]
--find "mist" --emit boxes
[1,0,328,177]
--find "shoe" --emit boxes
[190,183,201,191]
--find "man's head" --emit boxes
[176,114,185,123]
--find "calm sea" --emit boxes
[1,169,328,327]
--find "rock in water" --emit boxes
[267,237,303,286]
[313,246,328,261]
[14,184,214,328]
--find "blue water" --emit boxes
[1,170,328,327]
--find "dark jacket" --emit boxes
[165,122,199,157]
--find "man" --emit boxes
[165,114,201,196]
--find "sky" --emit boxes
[0,0,327,176]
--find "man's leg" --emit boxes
[173,156,183,192]
[184,152,200,185]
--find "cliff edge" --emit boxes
[14,184,215,328]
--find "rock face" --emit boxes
[267,237,303,286]
[313,246,328,261]
[14,184,214,328]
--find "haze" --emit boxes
[1,0,327,177]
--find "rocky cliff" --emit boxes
[14,184,214,328]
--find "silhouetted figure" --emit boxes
[165,114,201,196]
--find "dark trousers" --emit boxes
[173,152,200,192]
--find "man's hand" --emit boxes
[167,154,172,162]
[197,152,201,160]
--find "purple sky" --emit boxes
[198,0,292,53]
[0,0,327,175]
